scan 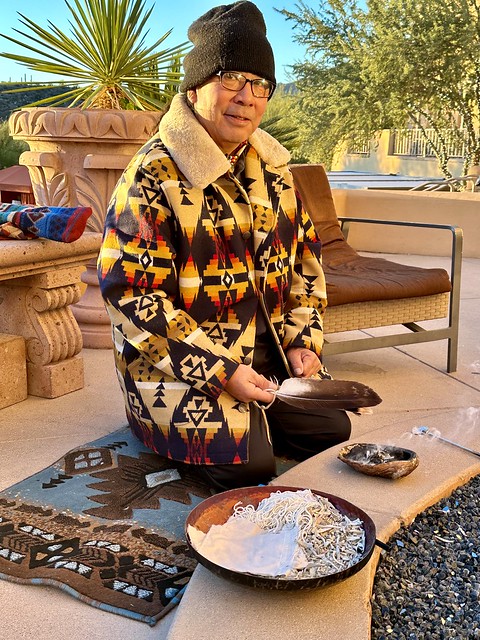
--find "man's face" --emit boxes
[187,71,269,154]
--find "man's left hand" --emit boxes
[286,347,321,378]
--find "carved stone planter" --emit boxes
[9,107,162,348]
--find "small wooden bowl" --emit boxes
[338,443,419,479]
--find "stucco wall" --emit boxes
[331,188,480,258]
[332,130,465,179]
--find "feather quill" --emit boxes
[270,378,382,411]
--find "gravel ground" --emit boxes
[371,474,480,639]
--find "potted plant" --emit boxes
[1,0,187,219]
[1,0,188,347]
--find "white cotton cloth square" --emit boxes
[187,517,307,576]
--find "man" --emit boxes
[97,1,351,490]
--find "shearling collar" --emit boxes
[158,93,291,189]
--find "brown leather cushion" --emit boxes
[290,164,452,307]
[290,163,345,246]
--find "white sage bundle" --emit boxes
[231,489,365,578]
[187,489,366,579]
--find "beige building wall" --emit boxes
[332,130,465,179]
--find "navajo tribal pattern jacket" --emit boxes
[98,94,328,466]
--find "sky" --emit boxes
[0,1,308,84]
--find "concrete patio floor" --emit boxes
[0,253,479,640]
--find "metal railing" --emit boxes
[391,128,466,158]
[347,140,370,155]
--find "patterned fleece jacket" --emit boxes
[97,93,328,465]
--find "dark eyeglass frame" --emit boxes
[215,71,276,99]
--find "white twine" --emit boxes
[231,489,365,578]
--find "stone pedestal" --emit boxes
[0,233,101,398]
[0,334,27,408]
[27,357,84,399]
[71,260,113,349]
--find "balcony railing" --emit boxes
[347,140,370,155]
[391,128,466,158]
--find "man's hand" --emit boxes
[224,364,277,403]
[286,347,321,378]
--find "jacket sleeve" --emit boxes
[282,192,329,365]
[97,162,240,399]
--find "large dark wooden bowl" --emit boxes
[185,485,376,590]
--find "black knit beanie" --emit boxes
[180,1,276,92]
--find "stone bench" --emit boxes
[0,232,101,399]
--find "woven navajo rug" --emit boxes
[0,427,214,625]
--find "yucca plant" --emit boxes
[0,0,189,110]
[261,115,300,154]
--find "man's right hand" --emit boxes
[224,364,277,404]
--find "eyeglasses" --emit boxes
[215,71,276,99]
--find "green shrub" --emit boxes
[0,120,28,169]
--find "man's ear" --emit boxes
[187,89,197,104]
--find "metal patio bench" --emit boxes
[290,163,463,372]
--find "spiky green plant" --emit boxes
[0,0,189,110]
[261,114,300,154]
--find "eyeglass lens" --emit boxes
[220,72,274,98]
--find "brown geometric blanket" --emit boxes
[0,427,213,625]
